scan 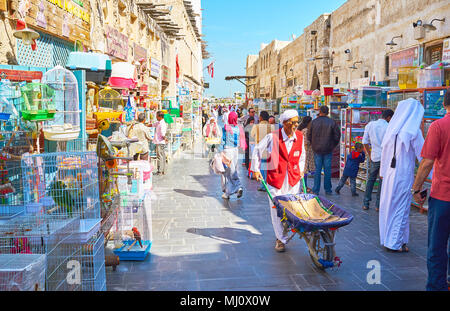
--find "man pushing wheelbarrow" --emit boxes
[252,110,353,270]
[251,109,306,253]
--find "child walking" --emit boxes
[335,143,366,197]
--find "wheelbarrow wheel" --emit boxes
[309,230,335,270]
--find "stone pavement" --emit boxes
[106,148,429,291]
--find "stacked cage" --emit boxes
[113,193,152,261]
[20,151,106,291]
[0,130,34,220]
[0,215,81,291]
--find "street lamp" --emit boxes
[386,35,403,47]
[422,18,446,31]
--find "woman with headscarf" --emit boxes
[298,116,314,192]
[203,116,222,156]
[379,98,425,253]
[219,111,247,200]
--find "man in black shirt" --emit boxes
[308,106,341,195]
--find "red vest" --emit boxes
[267,129,303,189]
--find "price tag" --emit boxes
[440,91,444,96]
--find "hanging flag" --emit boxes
[207,62,214,79]
[176,54,180,83]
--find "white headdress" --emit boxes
[279,109,299,123]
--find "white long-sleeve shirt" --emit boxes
[362,119,388,162]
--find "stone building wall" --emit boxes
[278,34,305,98]
[0,0,203,100]
[330,0,450,86]
[303,14,331,91]
[246,0,450,99]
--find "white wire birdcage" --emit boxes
[41,66,81,141]
[21,152,100,220]
[0,253,46,291]
[0,215,81,291]
[76,231,106,291]
[113,193,152,260]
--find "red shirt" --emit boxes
[421,112,450,202]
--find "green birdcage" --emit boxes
[20,83,56,122]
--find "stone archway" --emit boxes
[310,65,321,90]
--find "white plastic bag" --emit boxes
[210,152,226,174]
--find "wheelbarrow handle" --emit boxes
[260,179,274,204]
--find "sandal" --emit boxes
[385,244,409,253]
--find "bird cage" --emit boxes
[94,86,123,122]
[41,66,81,141]
[0,215,81,291]
[0,158,25,220]
[20,82,56,122]
[21,152,100,221]
[0,253,46,291]
[0,80,21,122]
[113,193,152,261]
[75,231,106,291]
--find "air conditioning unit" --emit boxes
[414,26,425,40]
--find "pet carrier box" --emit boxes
[66,52,112,83]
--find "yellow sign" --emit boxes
[47,0,90,23]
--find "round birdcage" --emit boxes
[41,66,80,141]
[94,87,123,122]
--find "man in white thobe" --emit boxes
[251,110,306,252]
[379,98,424,252]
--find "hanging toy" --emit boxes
[124,96,135,123]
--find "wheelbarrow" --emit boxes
[261,179,353,270]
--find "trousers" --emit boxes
[426,197,450,291]
[155,144,166,174]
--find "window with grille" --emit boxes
[17,32,73,67]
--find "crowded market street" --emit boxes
[0,0,449,297]
[106,144,429,291]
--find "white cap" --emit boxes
[279,109,299,123]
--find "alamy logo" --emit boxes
[366,260,381,285]
[67,260,81,285]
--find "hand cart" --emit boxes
[261,179,353,270]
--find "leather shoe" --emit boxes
[275,240,286,253]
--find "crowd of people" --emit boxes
[202,94,450,291]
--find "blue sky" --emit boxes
[202,0,347,98]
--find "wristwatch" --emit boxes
[411,188,421,196]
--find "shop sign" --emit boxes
[389,46,419,78]
[350,77,370,89]
[443,38,450,63]
[133,44,147,62]
[161,65,170,83]
[0,69,43,81]
[105,25,129,61]
[46,0,90,23]
[150,58,161,78]
[21,0,91,43]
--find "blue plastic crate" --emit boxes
[113,240,151,261]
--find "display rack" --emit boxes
[340,107,389,193]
